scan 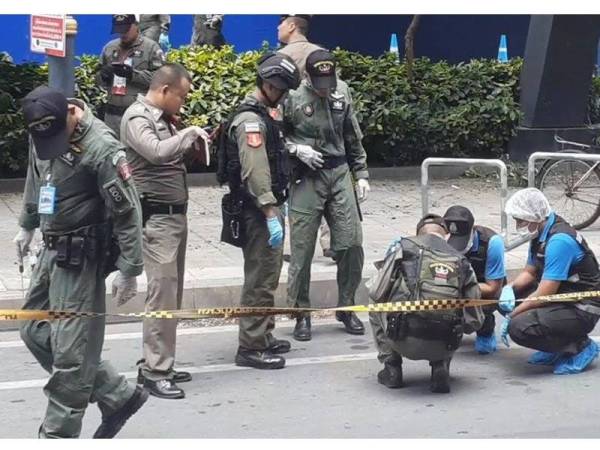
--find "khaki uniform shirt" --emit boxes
[277,38,323,77]
[228,95,278,208]
[96,36,165,111]
[284,79,369,179]
[19,99,144,276]
[120,94,191,205]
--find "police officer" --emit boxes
[283,49,370,341]
[444,205,509,354]
[191,15,226,47]
[139,14,170,43]
[121,64,209,399]
[96,14,165,138]
[502,188,600,374]
[218,53,300,369]
[13,86,146,438]
[276,14,334,259]
[367,214,483,393]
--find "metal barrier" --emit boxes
[421,158,508,235]
[528,151,600,188]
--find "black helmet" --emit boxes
[257,53,300,91]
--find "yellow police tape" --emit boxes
[0,290,599,322]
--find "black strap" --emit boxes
[320,155,347,170]
[144,202,188,216]
[105,104,128,115]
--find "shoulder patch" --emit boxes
[112,151,132,182]
[246,132,263,149]
[244,122,261,133]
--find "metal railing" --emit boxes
[528,151,600,188]
[421,157,508,235]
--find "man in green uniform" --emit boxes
[368,214,483,393]
[96,15,165,138]
[191,15,226,47]
[218,53,300,369]
[14,86,146,438]
[283,49,370,341]
[121,63,209,399]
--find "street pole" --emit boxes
[48,15,77,96]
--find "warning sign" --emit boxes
[30,15,67,58]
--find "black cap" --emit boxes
[280,14,313,22]
[112,14,137,34]
[22,86,69,161]
[416,213,448,234]
[443,205,475,252]
[306,49,337,90]
[257,52,300,90]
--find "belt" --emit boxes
[145,202,188,216]
[105,104,128,115]
[42,223,109,250]
[320,156,347,170]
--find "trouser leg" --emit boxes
[509,304,598,355]
[238,207,283,350]
[326,166,364,307]
[319,221,331,252]
[142,214,187,381]
[287,176,326,310]
[476,305,497,338]
[41,250,133,438]
[369,312,393,362]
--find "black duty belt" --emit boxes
[321,155,347,170]
[144,202,188,216]
[42,224,109,250]
[105,104,128,116]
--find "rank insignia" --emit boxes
[303,104,314,117]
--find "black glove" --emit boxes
[99,64,114,83]
[112,63,134,80]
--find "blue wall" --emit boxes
[1,14,531,64]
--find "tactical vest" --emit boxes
[530,215,600,314]
[216,100,289,206]
[467,225,507,284]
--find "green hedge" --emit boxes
[0,45,598,176]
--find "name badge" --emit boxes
[38,185,56,215]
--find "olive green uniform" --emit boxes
[18,100,144,438]
[96,35,164,138]
[191,15,226,47]
[228,95,285,350]
[121,94,192,381]
[139,15,170,42]
[284,79,368,311]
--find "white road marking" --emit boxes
[0,352,378,391]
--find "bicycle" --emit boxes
[535,134,600,230]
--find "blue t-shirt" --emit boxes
[469,231,506,281]
[526,213,585,281]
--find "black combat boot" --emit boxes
[293,315,312,341]
[336,311,365,335]
[267,337,291,354]
[377,357,403,388]
[235,348,286,369]
[93,386,149,438]
[430,359,451,393]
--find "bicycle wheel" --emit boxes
[536,154,600,230]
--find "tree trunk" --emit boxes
[404,15,421,81]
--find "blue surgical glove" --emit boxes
[267,216,283,248]
[159,33,171,53]
[500,317,511,348]
[499,285,516,313]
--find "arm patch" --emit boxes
[103,179,132,216]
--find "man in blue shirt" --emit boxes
[444,206,508,354]
[502,188,600,374]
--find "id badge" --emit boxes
[38,185,56,215]
[112,75,127,96]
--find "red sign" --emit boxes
[30,15,66,58]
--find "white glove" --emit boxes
[356,178,370,202]
[180,126,209,150]
[292,144,324,170]
[111,272,138,306]
[13,228,35,258]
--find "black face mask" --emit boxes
[260,85,286,108]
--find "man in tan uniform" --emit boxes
[120,63,209,399]
[277,14,334,258]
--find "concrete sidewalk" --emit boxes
[2,175,600,329]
